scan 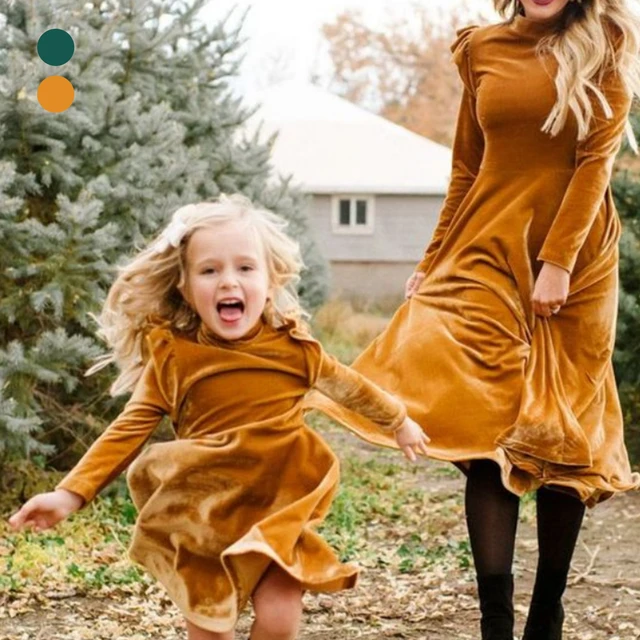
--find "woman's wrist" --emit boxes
[540,260,571,275]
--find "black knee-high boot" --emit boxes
[477,573,515,640]
[522,570,566,640]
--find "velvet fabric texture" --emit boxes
[305,15,640,507]
[57,319,406,632]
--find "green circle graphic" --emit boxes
[37,29,75,66]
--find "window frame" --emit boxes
[331,195,375,235]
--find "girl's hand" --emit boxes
[532,262,570,317]
[394,417,430,462]
[8,489,84,532]
[405,271,426,299]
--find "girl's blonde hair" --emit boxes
[495,0,640,148]
[88,194,306,395]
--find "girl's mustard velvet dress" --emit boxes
[306,15,639,507]
[57,319,406,632]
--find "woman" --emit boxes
[306,1,640,638]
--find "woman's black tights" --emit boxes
[465,460,520,576]
[465,460,585,584]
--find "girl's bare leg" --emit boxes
[250,564,303,640]
[185,618,235,640]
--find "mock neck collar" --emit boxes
[196,316,266,348]
[510,10,566,37]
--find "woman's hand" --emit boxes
[405,271,426,299]
[532,262,570,317]
[394,417,430,462]
[8,489,84,532]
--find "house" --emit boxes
[250,82,452,302]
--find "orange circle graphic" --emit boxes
[37,76,75,113]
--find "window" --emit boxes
[331,195,375,234]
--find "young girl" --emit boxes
[9,195,429,640]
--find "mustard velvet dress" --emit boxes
[306,15,640,507]
[57,319,406,633]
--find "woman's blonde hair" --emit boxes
[88,194,306,395]
[495,0,640,148]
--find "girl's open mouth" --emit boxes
[217,300,245,323]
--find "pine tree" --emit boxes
[613,109,640,462]
[0,0,328,463]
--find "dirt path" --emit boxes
[1,432,639,640]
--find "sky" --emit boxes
[197,0,500,95]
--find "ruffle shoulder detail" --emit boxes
[276,317,325,386]
[451,25,480,95]
[143,322,180,414]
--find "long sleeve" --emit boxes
[56,329,177,503]
[537,71,631,273]
[312,351,406,433]
[417,25,484,273]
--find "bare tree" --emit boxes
[320,2,485,146]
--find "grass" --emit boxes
[0,488,152,595]
[313,420,471,576]
[310,298,391,364]
[319,456,416,561]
